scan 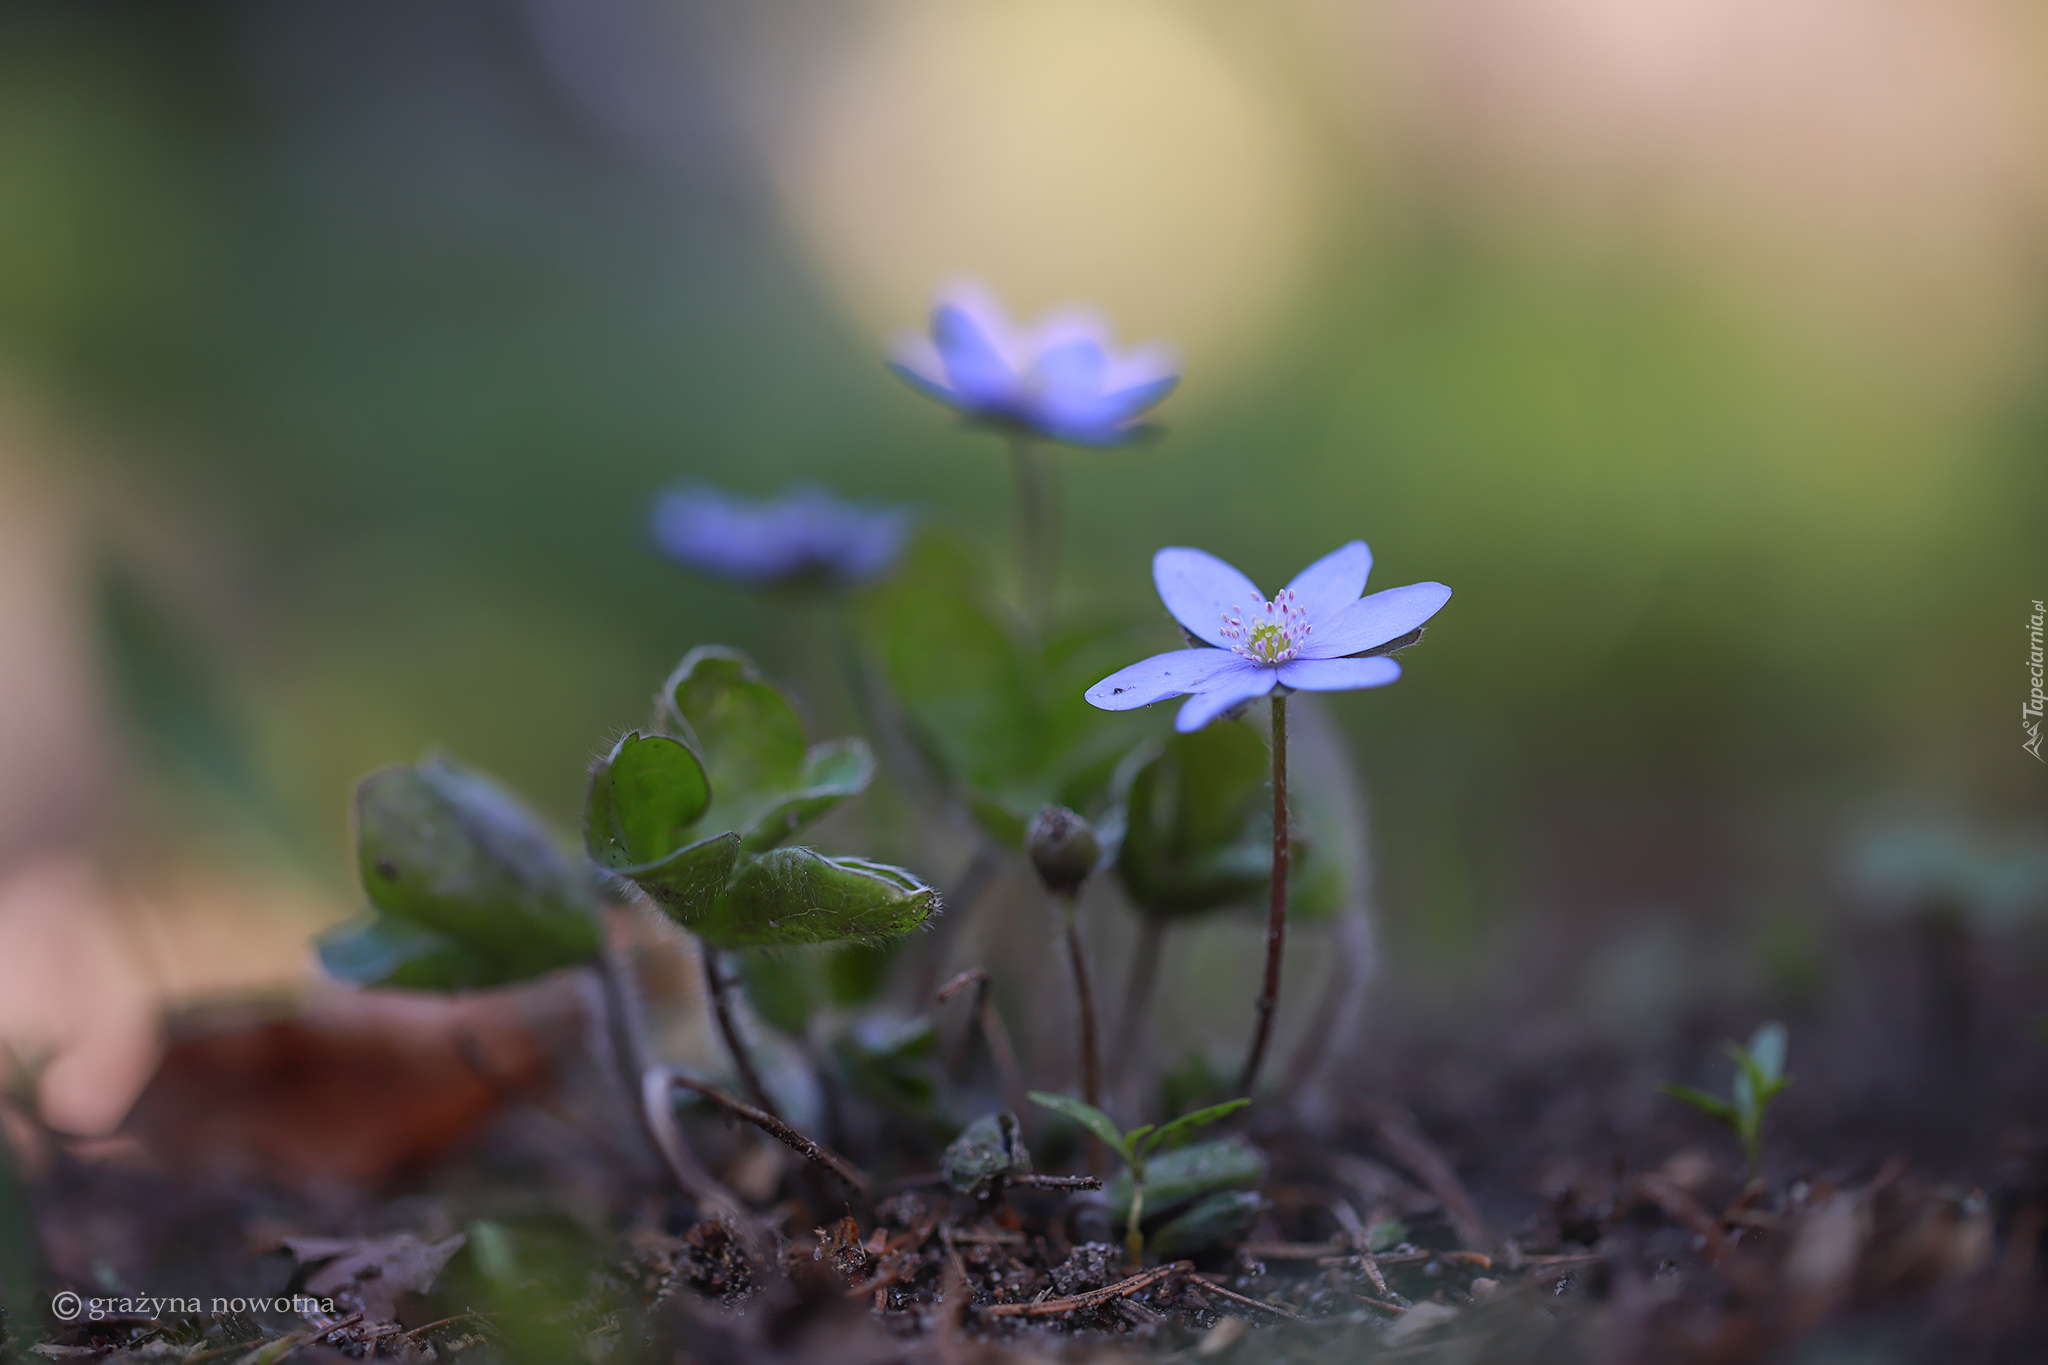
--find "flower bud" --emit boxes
[1027,805,1100,898]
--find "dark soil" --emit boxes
[5,914,2047,1365]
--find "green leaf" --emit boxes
[862,536,1040,793]
[613,832,743,926]
[734,949,824,1037]
[1115,725,1275,919]
[1026,1091,1131,1163]
[1106,1136,1266,1218]
[860,534,1153,841]
[1139,1098,1251,1158]
[824,938,900,1006]
[662,646,809,833]
[584,732,711,870]
[641,648,877,852]
[1147,1190,1262,1257]
[316,911,493,990]
[738,737,876,852]
[352,757,600,983]
[1658,1082,1739,1127]
[687,848,937,949]
[731,939,903,1036]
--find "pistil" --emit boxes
[1220,588,1312,664]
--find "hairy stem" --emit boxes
[1237,692,1289,1096]
[1061,896,1103,1109]
[700,944,781,1120]
[1009,437,1058,626]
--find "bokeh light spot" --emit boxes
[774,0,1323,388]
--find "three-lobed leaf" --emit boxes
[584,648,912,951]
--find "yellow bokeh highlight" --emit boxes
[774,0,1325,387]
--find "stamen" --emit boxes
[1218,587,1312,665]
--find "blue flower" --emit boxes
[889,282,1179,446]
[651,484,911,588]
[1086,542,1451,732]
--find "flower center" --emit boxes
[1219,589,1311,664]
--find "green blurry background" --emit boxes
[1,0,2043,1032]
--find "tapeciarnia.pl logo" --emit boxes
[2026,599,2044,762]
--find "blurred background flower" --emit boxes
[652,483,910,587]
[889,281,1179,445]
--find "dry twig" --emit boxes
[1188,1273,1306,1320]
[664,1070,871,1193]
[976,1261,1192,1318]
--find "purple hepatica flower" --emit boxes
[889,282,1179,447]
[651,483,911,588]
[1086,542,1451,733]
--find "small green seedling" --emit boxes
[1027,1091,1249,1264]
[1660,1021,1792,1178]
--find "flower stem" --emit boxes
[1236,692,1289,1096]
[1060,894,1103,1108]
[1009,436,1058,626]
[701,944,781,1120]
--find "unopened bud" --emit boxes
[1027,805,1100,898]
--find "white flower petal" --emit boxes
[1174,662,1278,732]
[1285,541,1372,624]
[1274,656,1402,692]
[1154,547,1262,648]
[1298,582,1451,659]
[1084,648,1243,711]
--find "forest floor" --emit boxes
[5,912,2046,1365]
